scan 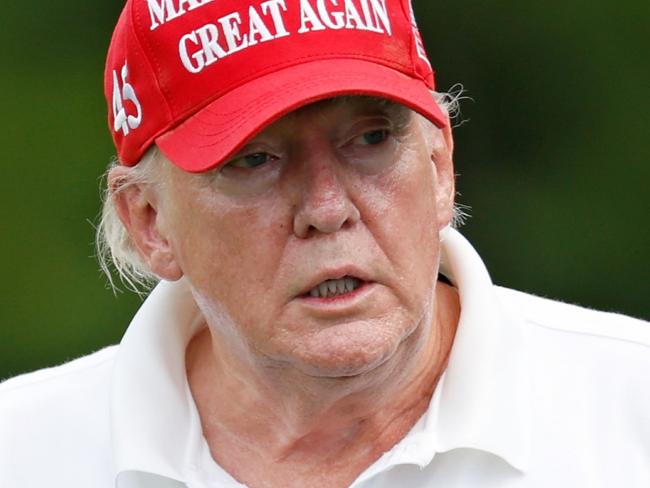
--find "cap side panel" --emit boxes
[104,5,131,148]
[105,0,175,165]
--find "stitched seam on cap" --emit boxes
[404,0,431,83]
[400,0,418,78]
[130,0,174,120]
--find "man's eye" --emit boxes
[227,152,275,169]
[354,129,389,146]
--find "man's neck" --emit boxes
[186,282,459,488]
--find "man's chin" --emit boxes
[284,320,414,380]
[292,354,392,380]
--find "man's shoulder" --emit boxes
[0,345,118,398]
[492,287,650,479]
[0,346,118,486]
[0,345,118,428]
[496,285,650,347]
[495,285,650,386]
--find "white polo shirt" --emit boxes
[2,228,649,487]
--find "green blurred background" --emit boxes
[1,1,648,379]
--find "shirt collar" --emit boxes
[109,228,531,486]
[432,227,531,471]
[110,278,206,486]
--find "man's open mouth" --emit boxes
[306,276,364,299]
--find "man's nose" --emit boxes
[291,150,361,239]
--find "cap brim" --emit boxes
[155,59,447,173]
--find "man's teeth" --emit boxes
[309,277,361,298]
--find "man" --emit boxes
[1,0,649,486]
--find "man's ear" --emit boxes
[109,166,183,281]
[428,117,456,230]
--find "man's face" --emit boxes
[157,97,454,379]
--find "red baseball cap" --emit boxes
[105,0,447,173]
